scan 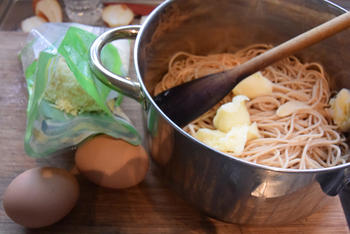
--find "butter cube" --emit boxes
[329,88,350,131]
[247,122,261,141]
[195,126,249,154]
[195,128,226,145]
[276,101,310,117]
[233,72,273,99]
[225,125,250,154]
[213,95,250,133]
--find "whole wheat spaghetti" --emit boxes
[154,44,349,169]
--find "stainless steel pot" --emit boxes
[90,0,350,225]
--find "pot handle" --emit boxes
[339,179,350,227]
[90,25,144,102]
[317,170,350,227]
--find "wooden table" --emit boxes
[0,26,349,234]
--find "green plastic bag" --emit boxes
[20,23,141,157]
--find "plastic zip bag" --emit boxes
[20,23,141,157]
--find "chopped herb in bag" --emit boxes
[20,23,141,157]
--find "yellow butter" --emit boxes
[195,126,249,154]
[329,88,350,131]
[195,128,226,148]
[196,94,262,154]
[233,72,273,99]
[213,95,250,133]
[195,128,226,143]
[247,122,261,141]
[225,125,250,154]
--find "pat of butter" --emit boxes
[276,101,310,117]
[195,128,226,149]
[329,88,350,131]
[233,72,273,99]
[247,122,261,140]
[213,95,250,133]
[195,123,260,154]
[195,126,249,154]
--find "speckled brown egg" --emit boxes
[75,135,149,189]
[3,167,79,228]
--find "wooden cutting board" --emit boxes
[0,31,349,234]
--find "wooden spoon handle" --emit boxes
[229,11,350,80]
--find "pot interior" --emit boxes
[137,0,350,95]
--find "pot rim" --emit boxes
[134,0,350,174]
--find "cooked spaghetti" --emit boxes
[154,44,350,169]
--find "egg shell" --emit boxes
[3,167,79,228]
[75,135,149,189]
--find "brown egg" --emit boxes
[75,135,149,189]
[3,167,79,228]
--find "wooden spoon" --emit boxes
[153,11,350,127]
